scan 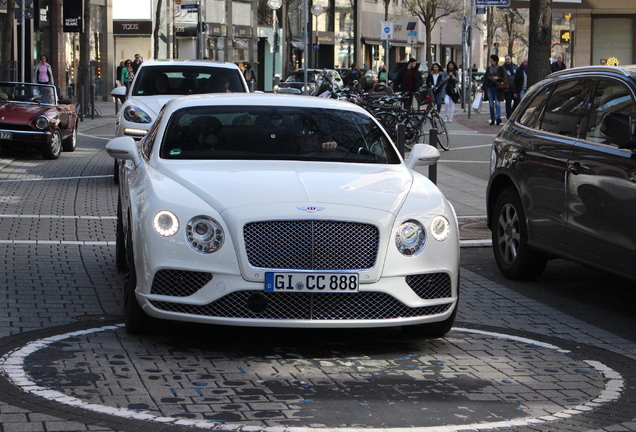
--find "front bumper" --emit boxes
[0,129,51,144]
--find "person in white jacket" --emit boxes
[33,55,54,85]
[442,61,459,123]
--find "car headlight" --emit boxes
[153,210,179,237]
[430,216,451,242]
[123,105,152,123]
[186,216,224,254]
[395,220,426,256]
[35,116,49,130]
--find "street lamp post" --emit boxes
[268,0,282,91]
[439,19,446,65]
[311,4,324,69]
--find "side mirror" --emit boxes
[600,112,636,149]
[105,136,141,165]
[111,85,127,103]
[406,144,440,170]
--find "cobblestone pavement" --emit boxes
[0,103,634,432]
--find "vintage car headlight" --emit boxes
[395,220,426,256]
[153,210,179,237]
[186,216,224,254]
[431,216,451,242]
[123,105,152,123]
[35,116,49,130]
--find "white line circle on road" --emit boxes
[0,325,624,431]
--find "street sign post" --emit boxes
[475,0,510,5]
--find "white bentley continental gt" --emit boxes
[106,93,460,336]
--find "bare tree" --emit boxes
[502,9,526,58]
[402,0,463,70]
[528,0,551,86]
[154,0,163,59]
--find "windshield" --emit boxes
[284,72,317,83]
[160,106,400,164]
[0,82,57,105]
[131,66,246,96]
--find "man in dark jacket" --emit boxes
[514,57,529,102]
[502,55,517,119]
[394,58,421,111]
[550,53,566,72]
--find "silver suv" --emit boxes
[487,65,636,282]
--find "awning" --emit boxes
[291,41,305,50]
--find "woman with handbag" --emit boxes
[481,54,506,125]
[442,61,460,123]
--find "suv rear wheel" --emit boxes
[492,188,547,280]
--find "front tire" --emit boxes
[430,115,450,151]
[41,129,62,159]
[62,127,77,152]
[115,197,127,273]
[492,188,547,280]
[123,219,157,334]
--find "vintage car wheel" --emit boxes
[492,188,547,280]
[41,129,62,159]
[115,197,128,273]
[62,126,77,152]
[124,220,158,334]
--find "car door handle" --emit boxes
[568,161,583,175]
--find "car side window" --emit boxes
[517,85,552,128]
[584,79,636,146]
[142,107,166,159]
[538,80,593,137]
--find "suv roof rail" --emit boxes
[549,65,636,78]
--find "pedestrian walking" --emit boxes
[550,53,566,72]
[395,58,422,111]
[502,55,517,119]
[131,54,143,74]
[514,57,529,102]
[33,55,54,85]
[442,61,459,123]
[378,66,387,83]
[243,63,256,92]
[482,54,505,125]
[116,60,124,87]
[425,62,444,112]
[121,59,134,94]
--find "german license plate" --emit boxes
[0,131,11,140]
[265,272,359,293]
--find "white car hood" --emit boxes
[156,160,416,215]
[127,95,176,116]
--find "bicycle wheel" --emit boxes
[430,114,450,151]
[403,112,428,150]
[374,111,400,139]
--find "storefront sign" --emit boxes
[114,20,152,35]
[234,25,253,38]
[175,24,198,37]
[37,0,49,29]
[208,23,226,37]
[63,0,83,32]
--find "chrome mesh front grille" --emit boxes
[405,273,452,299]
[150,270,213,297]
[244,220,380,270]
[150,291,451,320]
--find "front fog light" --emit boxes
[186,216,224,254]
[395,220,426,256]
[153,210,179,237]
[431,216,451,242]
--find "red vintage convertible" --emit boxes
[0,82,78,159]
